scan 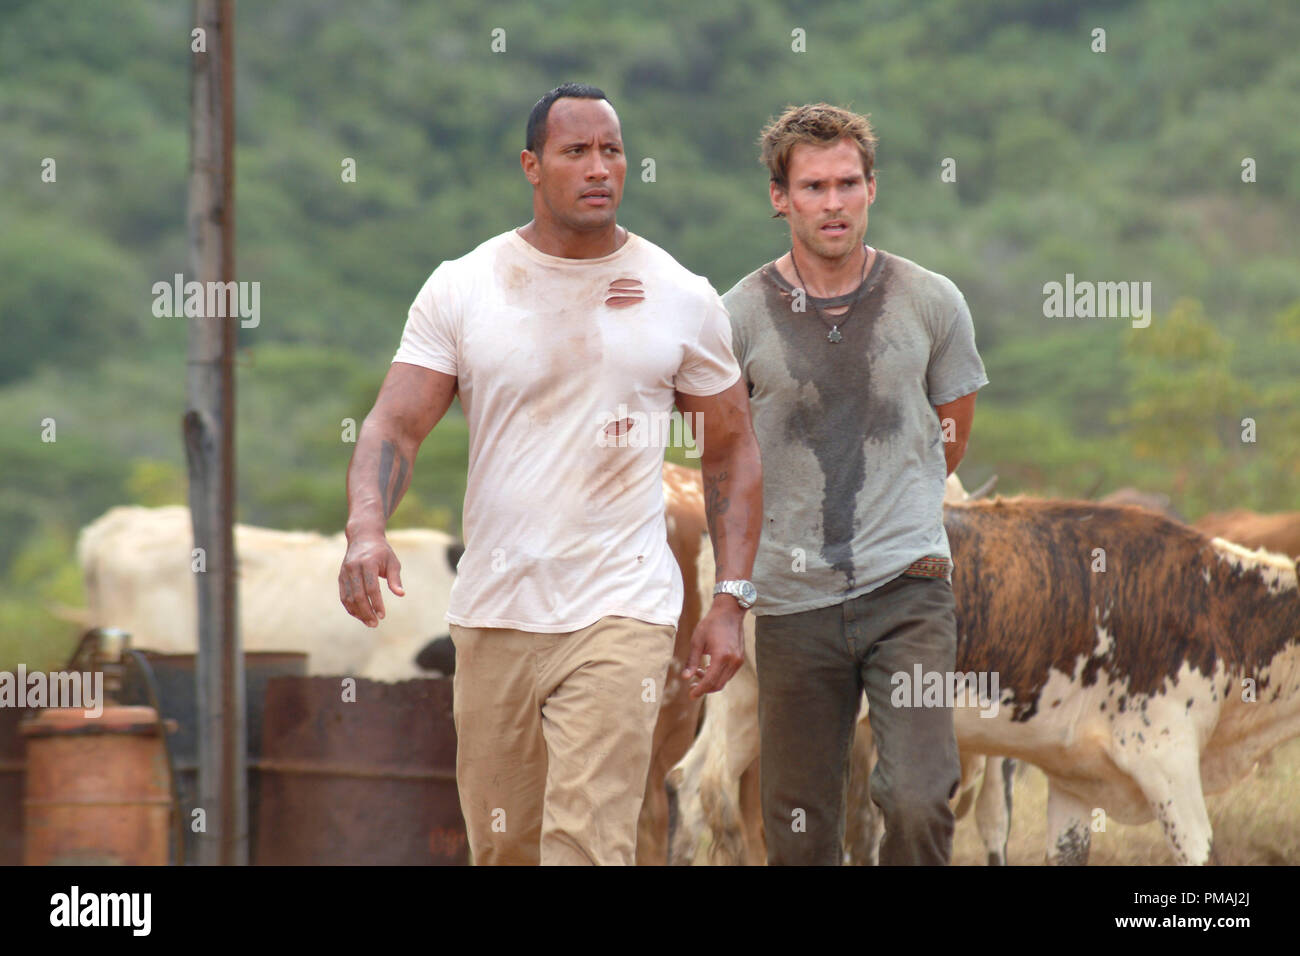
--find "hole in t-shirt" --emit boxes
[603,418,636,439]
[605,277,645,309]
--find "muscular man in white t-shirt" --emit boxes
[339,83,762,865]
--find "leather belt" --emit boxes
[901,555,951,580]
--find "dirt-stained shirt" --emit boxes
[392,228,740,632]
[721,249,988,616]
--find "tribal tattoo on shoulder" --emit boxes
[378,440,409,518]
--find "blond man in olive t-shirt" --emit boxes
[722,104,988,866]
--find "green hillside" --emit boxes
[2,0,1298,666]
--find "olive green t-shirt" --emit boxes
[721,249,988,616]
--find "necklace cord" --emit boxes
[790,243,871,340]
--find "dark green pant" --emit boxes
[755,574,961,866]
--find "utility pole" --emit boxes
[184,0,245,866]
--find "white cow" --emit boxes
[76,506,461,681]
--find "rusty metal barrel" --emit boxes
[22,706,173,865]
[256,677,466,865]
[119,651,307,865]
[0,706,27,865]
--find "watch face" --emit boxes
[740,582,758,605]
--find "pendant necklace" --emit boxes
[789,243,871,344]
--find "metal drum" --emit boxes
[21,706,172,866]
[256,677,466,865]
[0,706,27,865]
[119,651,307,864]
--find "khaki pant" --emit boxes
[449,615,675,865]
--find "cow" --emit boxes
[669,495,1300,866]
[622,462,711,864]
[1099,487,1185,523]
[1188,508,1300,773]
[75,505,462,681]
[1195,509,1300,561]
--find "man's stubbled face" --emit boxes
[530,98,627,234]
[772,138,875,265]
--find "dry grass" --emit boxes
[952,738,1300,865]
[682,738,1300,865]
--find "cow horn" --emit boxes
[969,475,998,500]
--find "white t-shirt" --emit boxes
[391,228,741,632]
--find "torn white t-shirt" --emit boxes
[392,228,740,632]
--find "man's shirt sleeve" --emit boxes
[392,264,459,377]
[675,284,742,396]
[927,290,989,406]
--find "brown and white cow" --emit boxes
[1194,509,1300,561]
[952,498,1300,865]
[669,495,1300,865]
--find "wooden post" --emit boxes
[185,0,245,866]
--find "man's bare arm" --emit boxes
[340,362,457,626]
[934,390,978,477]
[674,379,762,697]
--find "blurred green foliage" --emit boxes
[1,0,1298,666]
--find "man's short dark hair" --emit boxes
[525,82,610,155]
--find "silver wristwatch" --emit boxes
[714,579,758,609]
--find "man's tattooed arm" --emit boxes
[703,468,731,546]
[340,357,455,626]
[377,440,411,519]
[348,435,414,542]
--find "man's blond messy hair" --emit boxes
[759,103,878,191]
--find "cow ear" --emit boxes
[446,541,465,573]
